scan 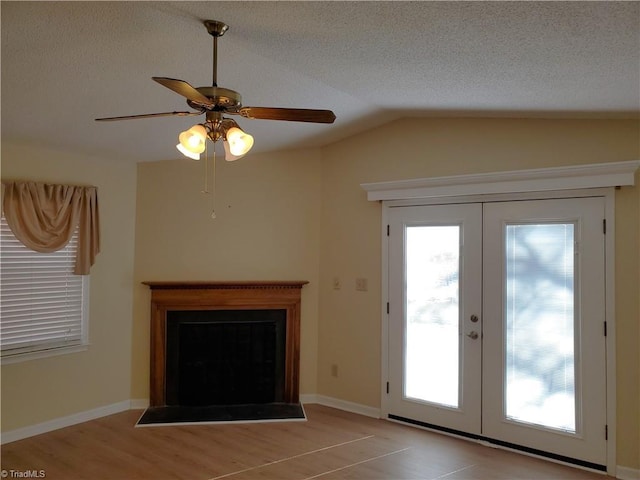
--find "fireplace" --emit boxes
[143,281,307,408]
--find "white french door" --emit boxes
[388,203,483,434]
[387,197,607,468]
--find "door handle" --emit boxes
[467,331,479,340]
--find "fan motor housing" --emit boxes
[191,86,242,110]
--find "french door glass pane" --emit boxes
[405,225,460,407]
[505,223,576,432]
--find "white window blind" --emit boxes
[0,216,88,358]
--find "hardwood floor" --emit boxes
[1,404,609,479]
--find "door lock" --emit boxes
[470,314,479,323]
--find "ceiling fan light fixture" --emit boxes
[225,126,254,157]
[177,124,207,159]
[96,18,336,167]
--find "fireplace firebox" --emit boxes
[143,281,307,408]
[166,309,287,406]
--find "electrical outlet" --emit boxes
[331,364,338,377]
[355,277,368,292]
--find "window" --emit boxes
[0,216,89,362]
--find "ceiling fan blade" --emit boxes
[95,110,204,121]
[152,77,214,107]
[237,107,336,124]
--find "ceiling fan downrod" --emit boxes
[204,20,229,88]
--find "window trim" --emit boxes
[361,160,640,201]
[0,342,90,365]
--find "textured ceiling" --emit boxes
[2,1,639,163]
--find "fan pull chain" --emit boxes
[210,145,217,219]
[200,142,216,219]
[201,141,209,194]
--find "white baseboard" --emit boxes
[617,466,640,480]
[302,394,380,419]
[130,398,150,409]
[1,399,133,444]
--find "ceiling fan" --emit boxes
[96,20,336,160]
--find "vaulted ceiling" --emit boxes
[2,1,638,163]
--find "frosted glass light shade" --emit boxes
[225,127,254,157]
[223,140,245,161]
[177,124,207,160]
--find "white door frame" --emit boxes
[380,188,616,473]
[368,161,640,475]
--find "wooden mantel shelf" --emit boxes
[143,281,309,290]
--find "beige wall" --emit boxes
[2,117,638,470]
[0,141,137,432]
[616,172,640,468]
[317,117,640,469]
[130,149,323,400]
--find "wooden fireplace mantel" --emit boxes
[143,281,308,406]
[143,280,309,290]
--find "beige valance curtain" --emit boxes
[1,181,100,275]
